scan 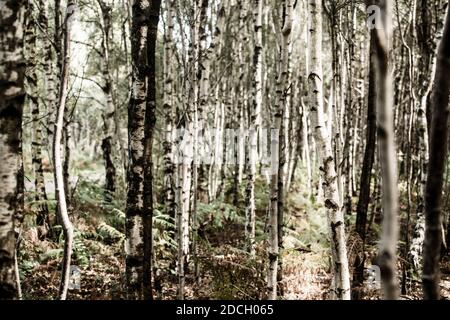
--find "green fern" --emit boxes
[97,222,125,244]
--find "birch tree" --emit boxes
[142,0,162,300]
[246,0,263,256]
[422,3,450,300]
[371,0,399,300]
[53,0,77,300]
[408,0,446,279]
[162,0,176,243]
[0,0,26,300]
[40,1,57,154]
[268,0,293,300]
[126,0,150,300]
[26,0,50,232]
[97,0,117,202]
[307,0,351,300]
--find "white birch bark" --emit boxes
[307,0,351,300]
[245,0,263,256]
[0,0,26,299]
[53,0,77,300]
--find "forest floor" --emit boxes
[18,157,450,300]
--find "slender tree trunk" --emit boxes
[269,21,281,295]
[210,3,227,200]
[307,0,351,300]
[268,0,293,300]
[196,0,209,203]
[63,124,71,206]
[51,0,63,150]
[97,0,117,202]
[301,99,312,197]
[52,0,63,224]
[142,0,161,300]
[14,136,24,300]
[191,2,200,282]
[237,3,248,189]
[246,0,263,256]
[268,126,279,299]
[422,4,450,300]
[163,0,176,242]
[233,4,246,204]
[353,25,377,297]
[53,0,77,300]
[191,0,209,283]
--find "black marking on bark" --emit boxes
[325,199,340,211]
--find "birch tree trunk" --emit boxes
[422,4,450,300]
[125,0,149,300]
[301,99,312,197]
[408,56,434,281]
[14,137,24,300]
[277,0,292,296]
[53,0,77,300]
[0,0,26,300]
[39,1,57,160]
[307,0,351,300]
[408,0,445,278]
[209,2,226,200]
[163,0,176,243]
[142,0,161,300]
[246,0,263,256]
[191,0,209,283]
[51,0,63,150]
[268,0,293,300]
[26,0,50,232]
[197,0,209,203]
[177,4,196,300]
[97,0,117,202]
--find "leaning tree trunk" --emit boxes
[0,0,26,300]
[372,0,399,300]
[422,4,450,300]
[142,0,162,300]
[307,0,351,300]
[53,0,77,300]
